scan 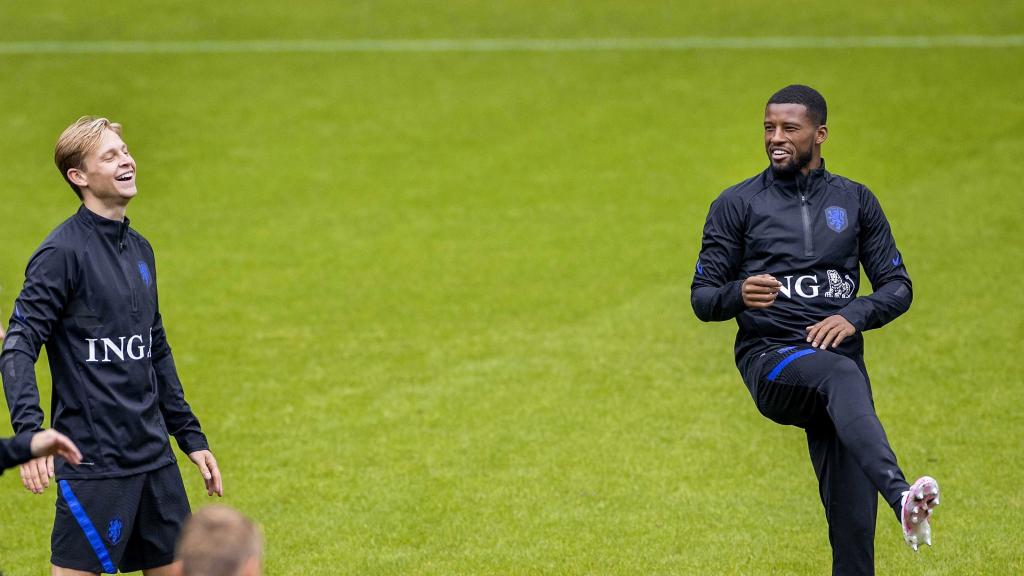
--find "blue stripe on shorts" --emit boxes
[59,480,117,574]
[767,348,817,382]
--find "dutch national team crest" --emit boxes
[107,518,123,545]
[825,206,848,233]
[137,261,152,287]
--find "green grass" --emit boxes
[1,2,1023,574]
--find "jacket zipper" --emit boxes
[118,223,139,314]
[798,178,814,257]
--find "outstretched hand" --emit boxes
[18,430,84,494]
[31,429,82,465]
[188,449,223,497]
[806,315,856,349]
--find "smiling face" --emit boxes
[67,128,137,205]
[764,103,827,178]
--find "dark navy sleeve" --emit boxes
[149,264,209,455]
[1,245,73,436]
[691,193,747,322]
[0,431,34,475]
[837,187,912,331]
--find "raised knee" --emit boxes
[828,355,861,378]
[822,356,868,392]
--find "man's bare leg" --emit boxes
[52,566,97,576]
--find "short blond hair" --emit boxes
[178,505,263,576]
[54,116,123,199]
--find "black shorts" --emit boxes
[51,463,191,574]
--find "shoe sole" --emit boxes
[902,476,940,551]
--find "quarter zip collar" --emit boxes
[766,160,827,258]
[767,158,828,197]
[75,204,132,251]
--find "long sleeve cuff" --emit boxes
[692,279,745,322]
[174,431,209,455]
[837,299,872,332]
[1,430,35,473]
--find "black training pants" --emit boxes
[742,346,911,576]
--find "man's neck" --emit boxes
[800,156,823,177]
[82,196,128,222]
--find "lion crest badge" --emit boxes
[825,206,847,233]
[107,518,123,545]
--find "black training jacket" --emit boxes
[2,205,208,479]
[0,431,32,475]
[691,161,912,366]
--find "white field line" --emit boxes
[0,36,1022,54]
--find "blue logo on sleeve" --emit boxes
[137,261,152,287]
[892,253,902,267]
[825,206,848,233]
[14,304,25,321]
[106,518,123,545]
[696,261,704,276]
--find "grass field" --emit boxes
[1,2,1023,574]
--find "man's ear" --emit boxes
[815,125,829,145]
[67,168,88,188]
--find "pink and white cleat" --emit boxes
[901,476,940,551]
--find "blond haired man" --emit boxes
[1,117,222,575]
[176,506,262,576]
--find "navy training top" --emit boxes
[2,205,208,479]
[691,161,912,366]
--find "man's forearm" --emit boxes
[153,353,209,454]
[691,280,745,322]
[0,431,34,473]
[1,349,45,435]
[838,279,912,332]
